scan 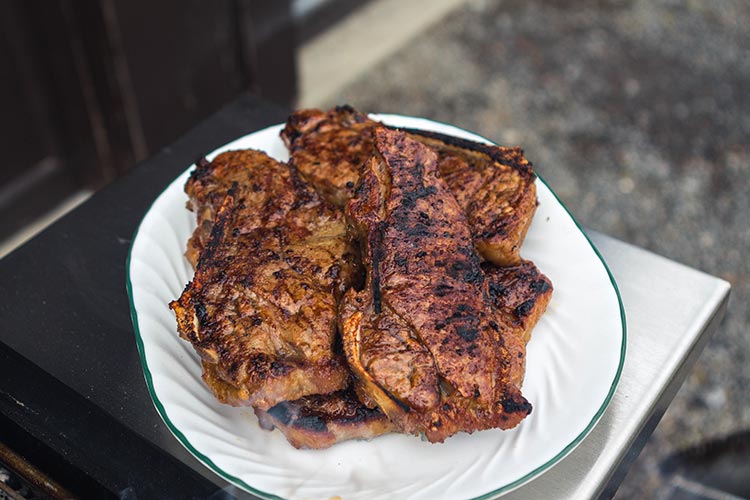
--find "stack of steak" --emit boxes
[170,106,552,449]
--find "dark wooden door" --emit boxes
[0,0,296,242]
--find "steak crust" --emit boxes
[255,387,395,449]
[400,128,538,266]
[281,106,537,266]
[281,106,376,208]
[172,112,550,449]
[340,128,531,442]
[260,259,550,447]
[170,150,358,410]
[182,152,284,267]
[484,260,553,344]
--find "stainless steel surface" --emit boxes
[502,230,731,500]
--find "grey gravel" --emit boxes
[332,0,750,497]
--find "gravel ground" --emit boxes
[331,0,749,497]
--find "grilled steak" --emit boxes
[259,260,550,447]
[281,106,537,266]
[171,110,550,449]
[170,150,359,410]
[484,260,553,344]
[255,387,395,449]
[401,129,537,266]
[183,153,284,267]
[340,128,531,443]
[281,106,376,208]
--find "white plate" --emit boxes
[127,115,626,500]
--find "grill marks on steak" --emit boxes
[340,128,531,442]
[484,260,553,344]
[255,387,395,449]
[258,256,551,448]
[281,106,376,208]
[183,152,284,267]
[281,106,538,266]
[400,129,538,266]
[170,150,359,410]
[172,112,550,448]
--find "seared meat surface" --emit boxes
[171,109,551,449]
[401,129,537,266]
[183,153,283,267]
[281,106,376,208]
[255,387,395,449]
[170,150,358,410]
[281,106,537,265]
[484,260,553,344]
[340,128,531,442]
[260,259,550,448]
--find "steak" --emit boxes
[259,260,551,447]
[255,387,395,449]
[401,128,538,266]
[183,152,284,267]
[340,128,531,442]
[171,111,550,449]
[170,150,359,410]
[484,260,553,344]
[281,106,538,266]
[281,106,376,208]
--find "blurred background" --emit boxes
[1,0,747,497]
